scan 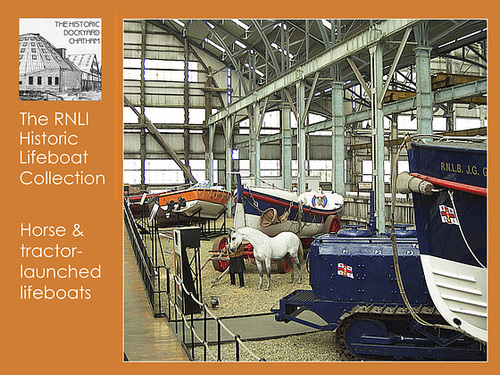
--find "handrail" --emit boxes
[171,274,265,362]
[124,198,166,317]
[124,197,264,361]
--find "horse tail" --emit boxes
[298,237,304,265]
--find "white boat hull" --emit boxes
[420,254,487,343]
[234,203,336,238]
[166,200,227,219]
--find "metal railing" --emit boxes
[167,274,265,362]
[342,192,415,230]
[123,199,168,317]
[124,198,264,361]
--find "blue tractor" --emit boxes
[272,200,486,361]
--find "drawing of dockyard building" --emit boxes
[19,33,101,100]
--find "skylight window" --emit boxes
[206,21,215,29]
[231,19,250,30]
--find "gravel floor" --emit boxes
[137,216,342,362]
[193,330,341,362]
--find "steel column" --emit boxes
[281,103,292,190]
[332,81,345,195]
[415,46,433,134]
[297,79,307,194]
[254,102,261,186]
[390,114,399,193]
[225,116,234,217]
[140,20,147,189]
[369,42,386,233]
[183,38,191,184]
[208,122,215,185]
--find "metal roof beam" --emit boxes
[208,19,420,126]
[233,78,486,148]
[204,23,249,95]
[251,20,281,75]
[316,19,331,47]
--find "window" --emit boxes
[55,77,59,85]
[309,160,333,182]
[362,160,391,183]
[123,159,141,185]
[32,55,37,60]
[456,117,481,130]
[48,77,52,85]
[142,159,211,185]
[37,77,42,85]
[238,160,251,177]
[261,160,280,177]
[28,76,33,85]
[188,61,198,82]
[188,108,205,125]
[362,160,372,183]
[145,107,184,124]
[123,59,194,83]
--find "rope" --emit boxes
[171,274,263,361]
[390,137,466,334]
[410,134,487,144]
[448,190,486,269]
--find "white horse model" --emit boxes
[228,227,303,291]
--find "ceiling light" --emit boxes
[234,40,246,49]
[172,19,185,28]
[204,38,225,53]
[231,19,249,30]
[321,19,332,29]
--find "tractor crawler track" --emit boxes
[334,304,440,361]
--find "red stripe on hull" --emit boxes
[242,190,341,216]
[410,172,487,197]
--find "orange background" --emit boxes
[1,2,497,374]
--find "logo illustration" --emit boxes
[439,205,459,225]
[337,262,354,279]
[312,195,327,207]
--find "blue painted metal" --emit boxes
[272,223,485,360]
[238,187,335,226]
[408,141,487,267]
[273,230,428,329]
[309,232,428,306]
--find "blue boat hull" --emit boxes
[407,138,487,343]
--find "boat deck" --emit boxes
[123,227,189,362]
